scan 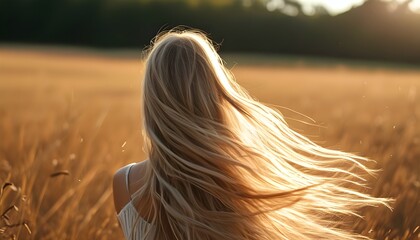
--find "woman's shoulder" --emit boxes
[113,160,149,214]
[114,160,148,178]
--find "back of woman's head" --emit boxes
[143,30,227,122]
[138,28,390,240]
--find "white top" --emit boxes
[117,163,154,240]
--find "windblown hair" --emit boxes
[133,28,389,240]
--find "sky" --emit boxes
[264,0,420,16]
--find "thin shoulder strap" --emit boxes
[125,163,135,200]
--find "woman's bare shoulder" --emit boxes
[112,160,149,214]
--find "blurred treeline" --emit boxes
[1,0,419,64]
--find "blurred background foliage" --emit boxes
[0,0,419,64]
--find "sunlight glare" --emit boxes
[298,0,366,15]
[409,0,420,13]
[265,0,366,15]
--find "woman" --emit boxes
[112,28,389,240]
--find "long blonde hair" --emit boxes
[134,28,389,240]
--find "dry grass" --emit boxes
[0,47,418,239]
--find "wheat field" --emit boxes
[0,47,419,240]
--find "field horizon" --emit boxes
[0,46,419,239]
